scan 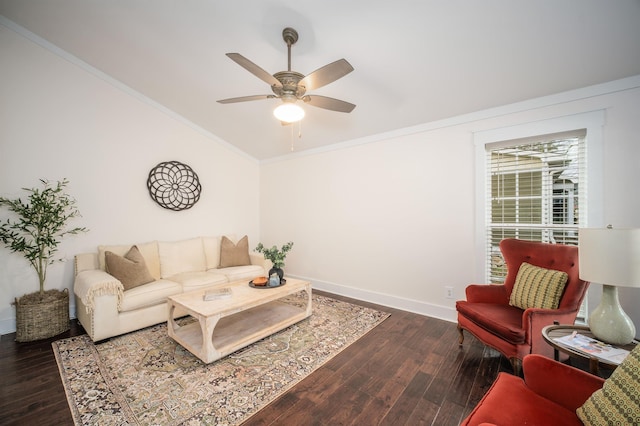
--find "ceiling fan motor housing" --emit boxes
[272,71,306,99]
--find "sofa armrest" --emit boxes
[465,284,510,304]
[523,354,605,411]
[75,253,100,275]
[249,252,271,272]
[74,269,123,313]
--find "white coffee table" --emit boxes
[167,277,312,363]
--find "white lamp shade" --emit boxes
[273,103,305,123]
[578,228,640,288]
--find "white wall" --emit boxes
[261,78,640,335]
[260,126,476,321]
[3,19,640,339]
[0,24,260,333]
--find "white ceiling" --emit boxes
[2,1,640,160]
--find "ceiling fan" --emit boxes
[217,27,355,123]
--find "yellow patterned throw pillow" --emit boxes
[577,344,640,425]
[509,262,568,309]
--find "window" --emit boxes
[474,111,604,323]
[486,130,587,284]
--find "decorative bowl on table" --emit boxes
[249,276,286,288]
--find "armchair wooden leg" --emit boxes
[509,357,522,376]
[457,324,464,345]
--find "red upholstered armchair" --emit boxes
[456,239,590,375]
[460,354,605,425]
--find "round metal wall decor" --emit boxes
[147,161,201,211]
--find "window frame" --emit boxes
[486,131,586,283]
[473,111,605,284]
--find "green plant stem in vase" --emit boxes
[255,241,294,269]
[256,242,294,286]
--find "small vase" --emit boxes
[268,267,284,284]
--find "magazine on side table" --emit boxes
[554,332,630,364]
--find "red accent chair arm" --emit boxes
[522,307,583,359]
[522,307,581,351]
[465,284,510,304]
[522,307,581,339]
[523,354,604,411]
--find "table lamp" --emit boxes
[578,227,640,345]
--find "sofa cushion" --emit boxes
[219,235,251,268]
[119,279,182,312]
[202,236,221,269]
[99,241,160,280]
[509,262,568,310]
[104,245,155,291]
[216,264,265,282]
[577,344,640,425]
[158,237,207,278]
[167,271,228,292]
[455,301,526,344]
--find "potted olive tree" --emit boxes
[0,179,87,341]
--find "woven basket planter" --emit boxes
[14,288,70,342]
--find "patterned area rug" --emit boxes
[53,293,389,425]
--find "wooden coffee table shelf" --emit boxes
[167,278,311,363]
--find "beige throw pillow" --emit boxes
[577,344,640,425]
[219,235,251,268]
[509,262,568,309]
[105,245,155,291]
[98,241,160,279]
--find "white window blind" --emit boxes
[486,129,587,284]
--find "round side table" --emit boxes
[542,324,637,376]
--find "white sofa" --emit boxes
[73,236,270,341]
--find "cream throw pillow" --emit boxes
[577,344,640,425]
[509,262,568,309]
[202,236,221,269]
[158,237,206,278]
[219,235,251,268]
[105,245,155,291]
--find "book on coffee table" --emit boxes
[203,287,232,301]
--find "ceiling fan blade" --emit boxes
[302,95,356,113]
[217,94,275,104]
[226,53,282,87]
[298,59,354,91]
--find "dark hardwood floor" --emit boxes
[0,291,515,426]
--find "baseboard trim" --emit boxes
[0,318,15,336]
[292,274,458,323]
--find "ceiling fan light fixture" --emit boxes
[273,102,305,123]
